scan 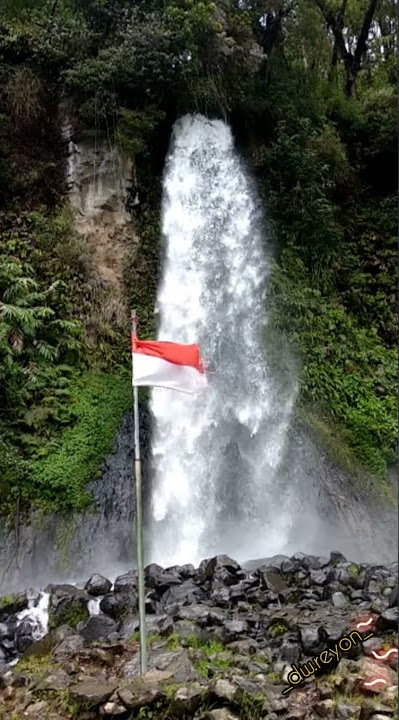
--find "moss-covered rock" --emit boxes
[48,584,89,630]
[0,592,28,619]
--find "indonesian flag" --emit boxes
[132,335,207,394]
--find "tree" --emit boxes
[314,0,379,96]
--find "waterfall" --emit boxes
[148,114,298,567]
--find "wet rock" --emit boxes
[113,571,137,594]
[85,574,112,596]
[145,563,182,593]
[330,551,347,565]
[70,678,117,706]
[0,592,28,620]
[201,555,241,582]
[78,615,118,643]
[48,585,90,629]
[100,591,138,619]
[162,580,207,609]
[15,621,35,653]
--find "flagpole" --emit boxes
[131,310,148,675]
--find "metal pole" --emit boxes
[131,310,147,675]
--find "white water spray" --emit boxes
[148,115,298,567]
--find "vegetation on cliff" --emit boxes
[0,0,397,513]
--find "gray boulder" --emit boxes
[84,574,112,596]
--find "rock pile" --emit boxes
[0,551,397,719]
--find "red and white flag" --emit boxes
[132,335,207,394]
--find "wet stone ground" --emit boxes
[0,551,397,719]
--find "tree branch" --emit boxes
[354,0,379,66]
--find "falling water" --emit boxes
[148,114,298,567]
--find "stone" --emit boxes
[177,605,210,624]
[100,591,138,619]
[36,669,72,691]
[359,699,394,719]
[210,678,237,702]
[145,563,182,592]
[48,585,90,629]
[201,555,241,582]
[70,679,117,706]
[314,699,335,716]
[170,683,205,716]
[15,620,35,653]
[299,627,325,654]
[78,615,118,643]
[375,608,398,631]
[113,571,137,594]
[162,580,208,609]
[330,551,347,565]
[24,701,51,718]
[54,634,85,657]
[179,564,196,579]
[203,710,240,720]
[117,682,164,709]
[100,700,126,715]
[85,574,112,596]
[259,570,288,594]
[332,591,348,607]
[227,638,258,655]
[145,614,174,636]
[210,586,231,607]
[309,569,328,586]
[52,624,75,644]
[336,702,361,719]
[222,619,249,642]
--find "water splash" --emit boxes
[148,114,298,567]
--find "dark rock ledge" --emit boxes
[0,551,397,719]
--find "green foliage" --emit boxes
[269,622,288,636]
[271,248,397,478]
[30,371,131,513]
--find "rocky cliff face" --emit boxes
[0,410,146,592]
[0,122,145,593]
